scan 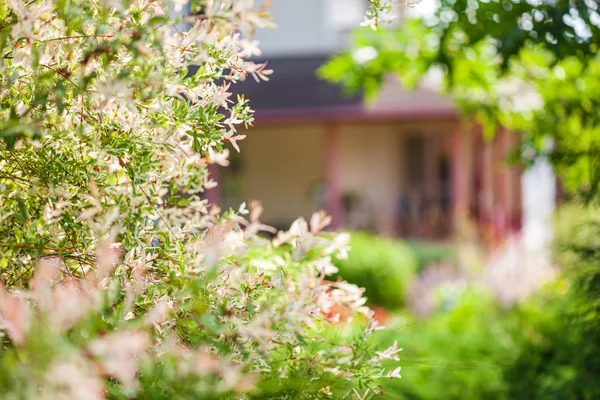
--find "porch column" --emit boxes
[493,128,510,242]
[324,123,343,229]
[479,132,494,238]
[450,122,471,232]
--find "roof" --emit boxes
[195,55,458,124]
[231,55,363,111]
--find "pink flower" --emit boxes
[0,284,29,345]
[9,0,52,39]
[387,366,402,379]
[89,330,149,389]
[43,354,105,400]
[224,134,246,153]
[310,210,332,234]
[375,340,402,361]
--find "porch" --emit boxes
[208,117,522,242]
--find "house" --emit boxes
[205,0,532,242]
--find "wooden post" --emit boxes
[479,132,494,241]
[450,122,470,233]
[493,129,510,242]
[505,131,523,232]
[325,123,343,230]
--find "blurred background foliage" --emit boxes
[321,0,600,397]
[320,0,600,197]
[332,233,455,309]
[331,228,600,399]
[333,233,418,309]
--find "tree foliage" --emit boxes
[321,0,600,197]
[321,1,600,397]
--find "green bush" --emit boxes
[374,287,522,400]
[369,250,600,400]
[332,233,456,310]
[332,233,418,309]
[500,205,600,399]
[404,240,457,273]
[331,227,600,399]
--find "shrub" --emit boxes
[332,233,456,310]
[332,232,418,310]
[500,205,600,399]
[0,1,400,398]
[404,240,457,273]
[364,208,600,399]
[374,287,522,400]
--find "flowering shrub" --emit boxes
[0,0,400,398]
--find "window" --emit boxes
[405,135,427,190]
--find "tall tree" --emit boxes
[321,2,600,397]
[321,0,600,197]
